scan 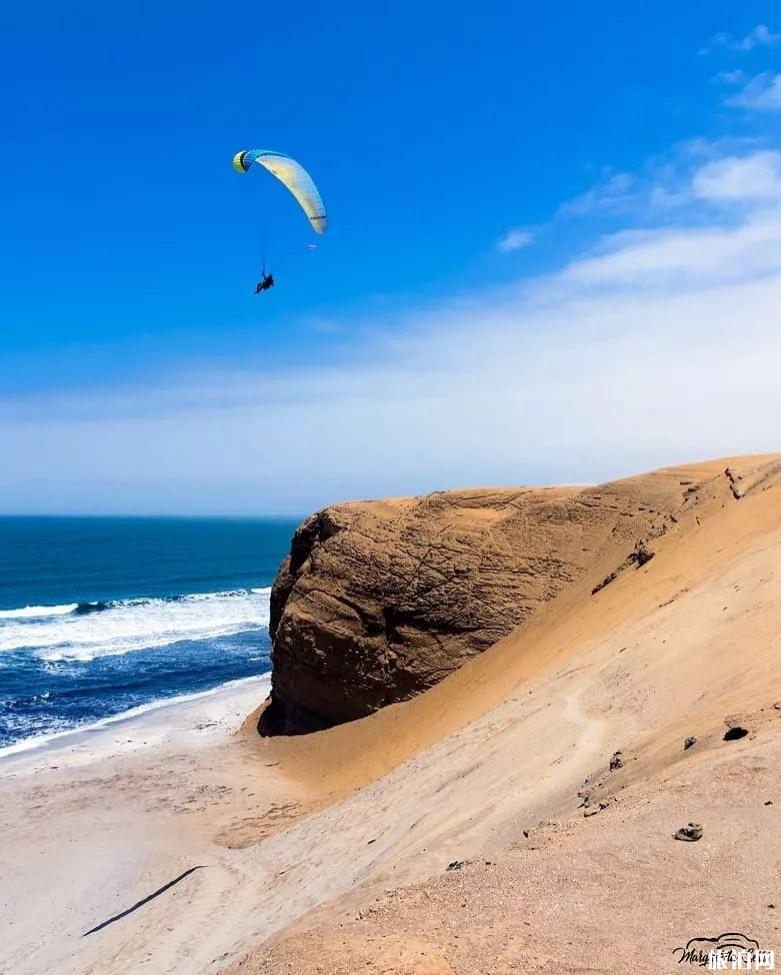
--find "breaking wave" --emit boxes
[0,603,80,620]
[0,588,272,661]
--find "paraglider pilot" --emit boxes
[255,266,274,294]
[234,148,327,296]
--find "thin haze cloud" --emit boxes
[731,24,781,51]
[700,24,781,54]
[704,24,781,112]
[497,228,535,252]
[725,73,781,112]
[557,171,637,217]
[692,151,781,199]
[3,146,780,514]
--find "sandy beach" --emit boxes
[0,677,278,975]
[2,457,781,975]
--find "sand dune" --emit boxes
[219,455,781,973]
[2,456,780,975]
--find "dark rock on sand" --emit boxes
[591,541,655,595]
[584,798,613,818]
[673,822,703,842]
[723,726,749,741]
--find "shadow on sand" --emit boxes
[82,865,206,937]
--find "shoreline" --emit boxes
[0,669,291,975]
[0,671,271,772]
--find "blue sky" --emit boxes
[2,2,781,514]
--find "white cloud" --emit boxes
[563,212,781,287]
[726,72,781,111]
[4,149,781,514]
[734,24,781,51]
[4,263,779,515]
[701,25,781,54]
[713,69,746,86]
[692,151,781,200]
[558,170,637,217]
[698,32,729,56]
[497,228,535,253]
[559,142,766,221]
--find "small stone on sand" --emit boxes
[673,822,703,842]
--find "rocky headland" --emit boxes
[263,460,772,733]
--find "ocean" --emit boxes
[0,516,298,754]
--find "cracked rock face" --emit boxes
[262,469,711,735]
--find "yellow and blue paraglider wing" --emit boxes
[233,149,327,235]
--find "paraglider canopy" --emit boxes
[233,149,327,235]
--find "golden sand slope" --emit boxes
[224,455,781,974]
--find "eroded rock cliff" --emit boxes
[262,463,740,734]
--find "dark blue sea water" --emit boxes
[0,517,298,753]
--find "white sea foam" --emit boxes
[0,603,79,620]
[0,587,272,661]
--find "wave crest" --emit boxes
[0,588,272,661]
[0,603,79,620]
